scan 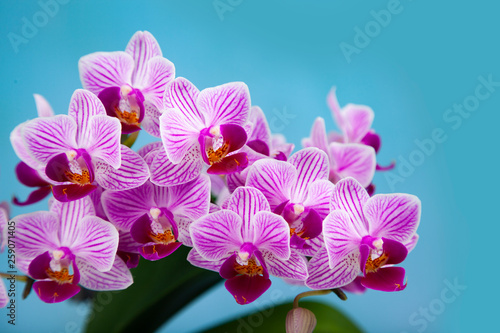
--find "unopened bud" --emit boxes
[286,307,317,333]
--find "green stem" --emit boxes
[121,131,140,148]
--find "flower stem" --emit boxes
[121,131,140,148]
[0,272,28,282]
[293,290,333,308]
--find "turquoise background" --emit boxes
[0,0,498,332]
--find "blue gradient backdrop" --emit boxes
[0,1,498,332]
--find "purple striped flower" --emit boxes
[246,148,334,256]
[327,87,394,171]
[13,90,149,202]
[101,176,210,261]
[79,31,174,137]
[154,78,250,186]
[306,177,421,292]
[14,197,132,303]
[11,95,55,206]
[189,187,308,305]
[303,116,376,189]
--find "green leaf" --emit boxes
[201,301,363,333]
[85,246,222,333]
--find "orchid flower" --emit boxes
[246,148,334,256]
[227,106,294,192]
[303,117,376,188]
[326,87,394,171]
[154,77,250,186]
[12,94,55,206]
[12,90,149,202]
[14,197,132,303]
[189,187,308,304]
[79,31,175,137]
[101,176,210,261]
[306,177,420,292]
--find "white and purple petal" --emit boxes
[306,247,360,290]
[21,115,78,164]
[125,31,162,86]
[329,142,376,187]
[101,182,155,231]
[364,194,421,243]
[246,159,296,211]
[79,51,134,96]
[197,82,250,127]
[77,256,133,291]
[148,146,203,187]
[330,177,370,236]
[252,211,290,260]
[94,145,149,191]
[226,187,270,241]
[190,210,243,261]
[262,250,308,281]
[34,94,55,117]
[69,216,119,272]
[14,211,60,260]
[288,148,329,203]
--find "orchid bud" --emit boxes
[286,307,317,333]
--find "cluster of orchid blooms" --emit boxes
[0,31,421,311]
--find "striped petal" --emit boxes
[288,148,329,203]
[163,77,204,129]
[329,142,376,187]
[50,197,95,247]
[160,108,201,164]
[302,117,328,154]
[246,159,296,211]
[141,101,162,138]
[14,211,60,260]
[341,104,374,144]
[364,194,421,243]
[303,180,334,220]
[190,210,243,261]
[252,211,290,260]
[69,216,119,272]
[323,210,363,266]
[140,57,175,108]
[149,146,203,186]
[197,82,250,127]
[248,106,271,144]
[68,90,107,145]
[156,174,210,220]
[77,256,133,290]
[125,31,162,86]
[262,250,308,281]
[86,115,121,169]
[330,177,369,236]
[34,94,54,117]
[21,115,78,164]
[78,51,133,95]
[94,145,149,191]
[306,246,360,290]
[101,182,155,231]
[226,187,270,241]
[187,248,225,273]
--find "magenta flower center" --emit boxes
[115,85,142,126]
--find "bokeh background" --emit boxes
[0,0,498,332]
